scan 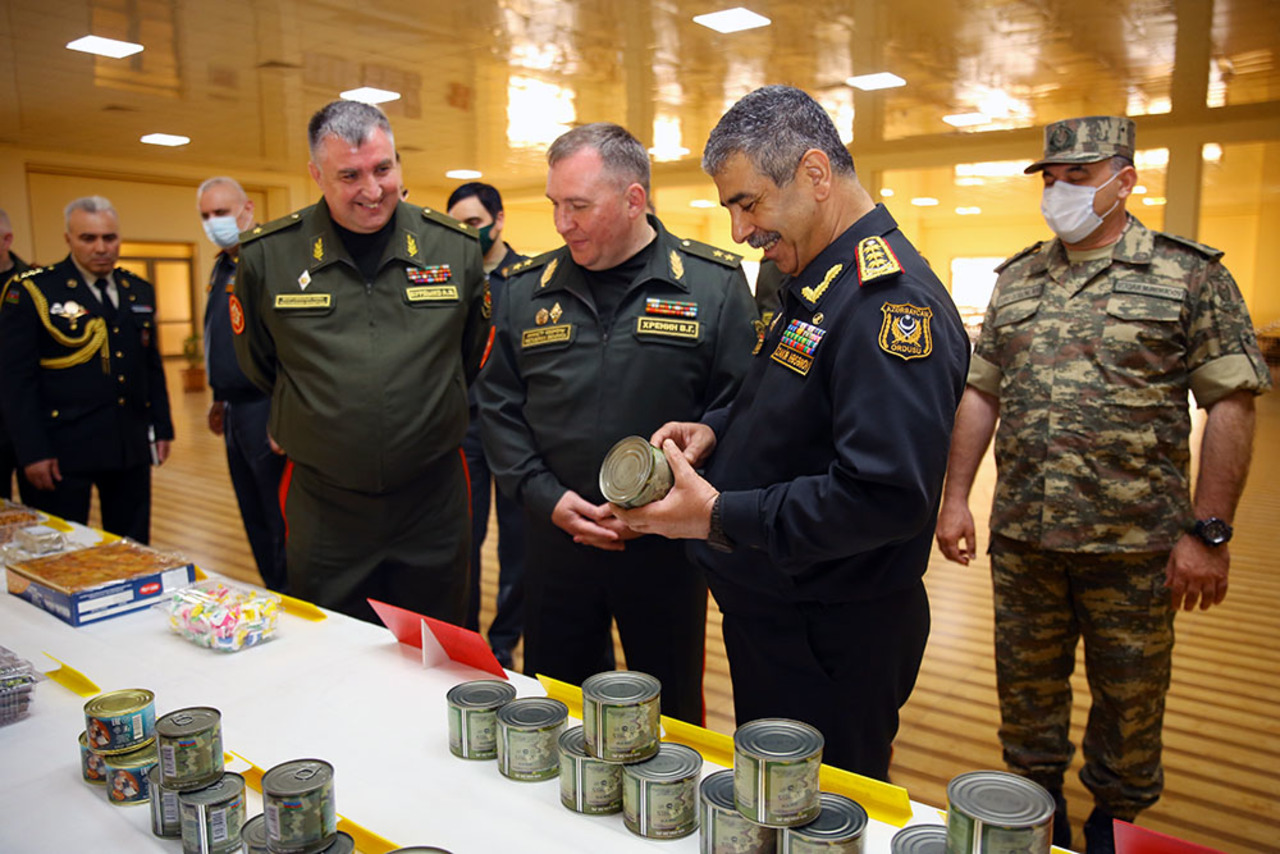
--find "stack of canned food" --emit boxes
[80,689,160,808]
[241,758,351,854]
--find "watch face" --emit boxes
[1197,518,1231,545]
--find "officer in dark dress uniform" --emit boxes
[616,87,970,778]
[0,197,174,542]
[1,208,33,500]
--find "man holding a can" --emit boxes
[614,86,970,779]
[476,122,758,723]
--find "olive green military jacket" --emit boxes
[233,199,490,494]
[970,215,1271,553]
[477,217,758,520]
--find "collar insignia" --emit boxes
[856,236,903,286]
[312,236,324,262]
[540,257,558,288]
[406,233,418,257]
[800,263,843,304]
[878,302,933,361]
[669,250,684,280]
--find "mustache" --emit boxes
[747,231,780,249]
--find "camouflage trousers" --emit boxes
[989,535,1174,820]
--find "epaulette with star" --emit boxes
[674,238,741,268]
[994,241,1045,273]
[419,206,478,239]
[503,250,558,280]
[1,266,48,305]
[240,207,311,245]
[855,236,904,287]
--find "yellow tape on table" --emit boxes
[42,516,74,533]
[41,652,101,697]
[279,593,327,621]
[536,673,583,720]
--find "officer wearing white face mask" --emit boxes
[936,116,1270,853]
[196,176,287,593]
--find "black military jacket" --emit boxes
[0,257,174,472]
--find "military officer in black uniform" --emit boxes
[0,196,174,542]
[477,123,758,723]
[1,207,34,500]
[616,87,970,778]
[233,101,490,625]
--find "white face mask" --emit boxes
[1040,170,1121,244]
[202,215,241,249]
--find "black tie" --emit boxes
[93,278,117,322]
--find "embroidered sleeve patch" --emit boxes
[878,302,933,360]
[229,294,246,334]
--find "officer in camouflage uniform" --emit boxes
[234,101,490,625]
[936,116,1271,852]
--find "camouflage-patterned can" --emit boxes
[699,768,777,854]
[178,771,246,854]
[157,706,224,791]
[559,725,623,814]
[148,766,182,838]
[262,759,338,854]
[241,814,269,854]
[599,436,673,508]
[582,670,661,763]
[734,718,824,827]
[315,831,355,853]
[778,793,868,853]
[84,688,156,754]
[890,824,948,854]
[622,742,702,839]
[496,697,567,781]
[945,771,1054,854]
[447,679,517,759]
[103,741,158,806]
[79,730,107,784]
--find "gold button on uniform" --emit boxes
[51,409,59,418]
[118,375,126,383]
[118,397,126,406]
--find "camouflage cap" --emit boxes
[1024,116,1136,174]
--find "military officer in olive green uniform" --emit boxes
[936,117,1271,853]
[234,101,490,625]
[477,123,757,723]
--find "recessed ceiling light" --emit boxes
[693,7,771,34]
[689,199,718,209]
[1202,143,1223,162]
[1133,184,1148,195]
[1142,197,1167,206]
[955,206,982,216]
[880,188,895,197]
[340,87,401,105]
[140,133,190,147]
[445,169,482,180]
[66,35,144,59]
[648,145,690,161]
[911,197,940,207]
[846,72,906,91]
[943,112,989,128]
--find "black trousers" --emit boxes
[719,579,930,781]
[223,398,287,593]
[23,463,152,543]
[1,440,17,501]
[282,453,470,625]
[522,516,706,724]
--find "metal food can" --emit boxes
[599,436,673,508]
[779,792,868,853]
[558,726,622,815]
[316,831,355,853]
[733,718,824,827]
[946,770,1055,854]
[79,730,107,784]
[157,706,225,791]
[178,772,246,854]
[385,849,455,853]
[699,768,777,854]
[241,814,269,854]
[496,698,567,782]
[84,688,156,754]
[582,670,661,763]
[148,766,182,838]
[622,742,702,839]
[446,679,517,760]
[262,758,338,854]
[890,824,948,854]
[103,741,158,806]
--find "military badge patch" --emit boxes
[298,270,311,290]
[770,319,826,376]
[3,288,19,305]
[482,281,492,319]
[229,295,245,335]
[549,302,563,324]
[856,237,903,286]
[535,307,550,326]
[407,265,451,284]
[878,302,933,360]
[645,298,697,318]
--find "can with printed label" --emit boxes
[622,742,702,840]
[262,758,338,854]
[733,718,823,827]
[178,771,246,854]
[582,670,661,763]
[157,706,224,791]
[946,770,1054,854]
[447,679,517,760]
[84,688,156,754]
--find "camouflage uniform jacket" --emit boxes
[969,215,1271,553]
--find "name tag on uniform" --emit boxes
[130,304,154,313]
[1112,279,1184,301]
[522,325,573,348]
[405,285,458,302]
[275,293,332,309]
[996,284,1043,307]
[635,317,699,340]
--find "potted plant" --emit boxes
[181,333,206,392]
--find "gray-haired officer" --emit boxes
[233,101,490,624]
[0,197,174,542]
[936,116,1270,852]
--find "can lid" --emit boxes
[558,725,589,757]
[242,814,268,848]
[104,741,158,768]
[582,671,661,704]
[698,768,736,809]
[735,718,825,759]
[890,824,948,854]
[624,742,702,781]
[262,759,334,797]
[496,697,568,729]
[787,793,867,841]
[156,706,221,738]
[85,688,154,718]
[599,436,657,504]
[177,772,245,805]
[79,730,88,747]
[447,679,517,709]
[946,770,1055,826]
[319,831,356,854]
